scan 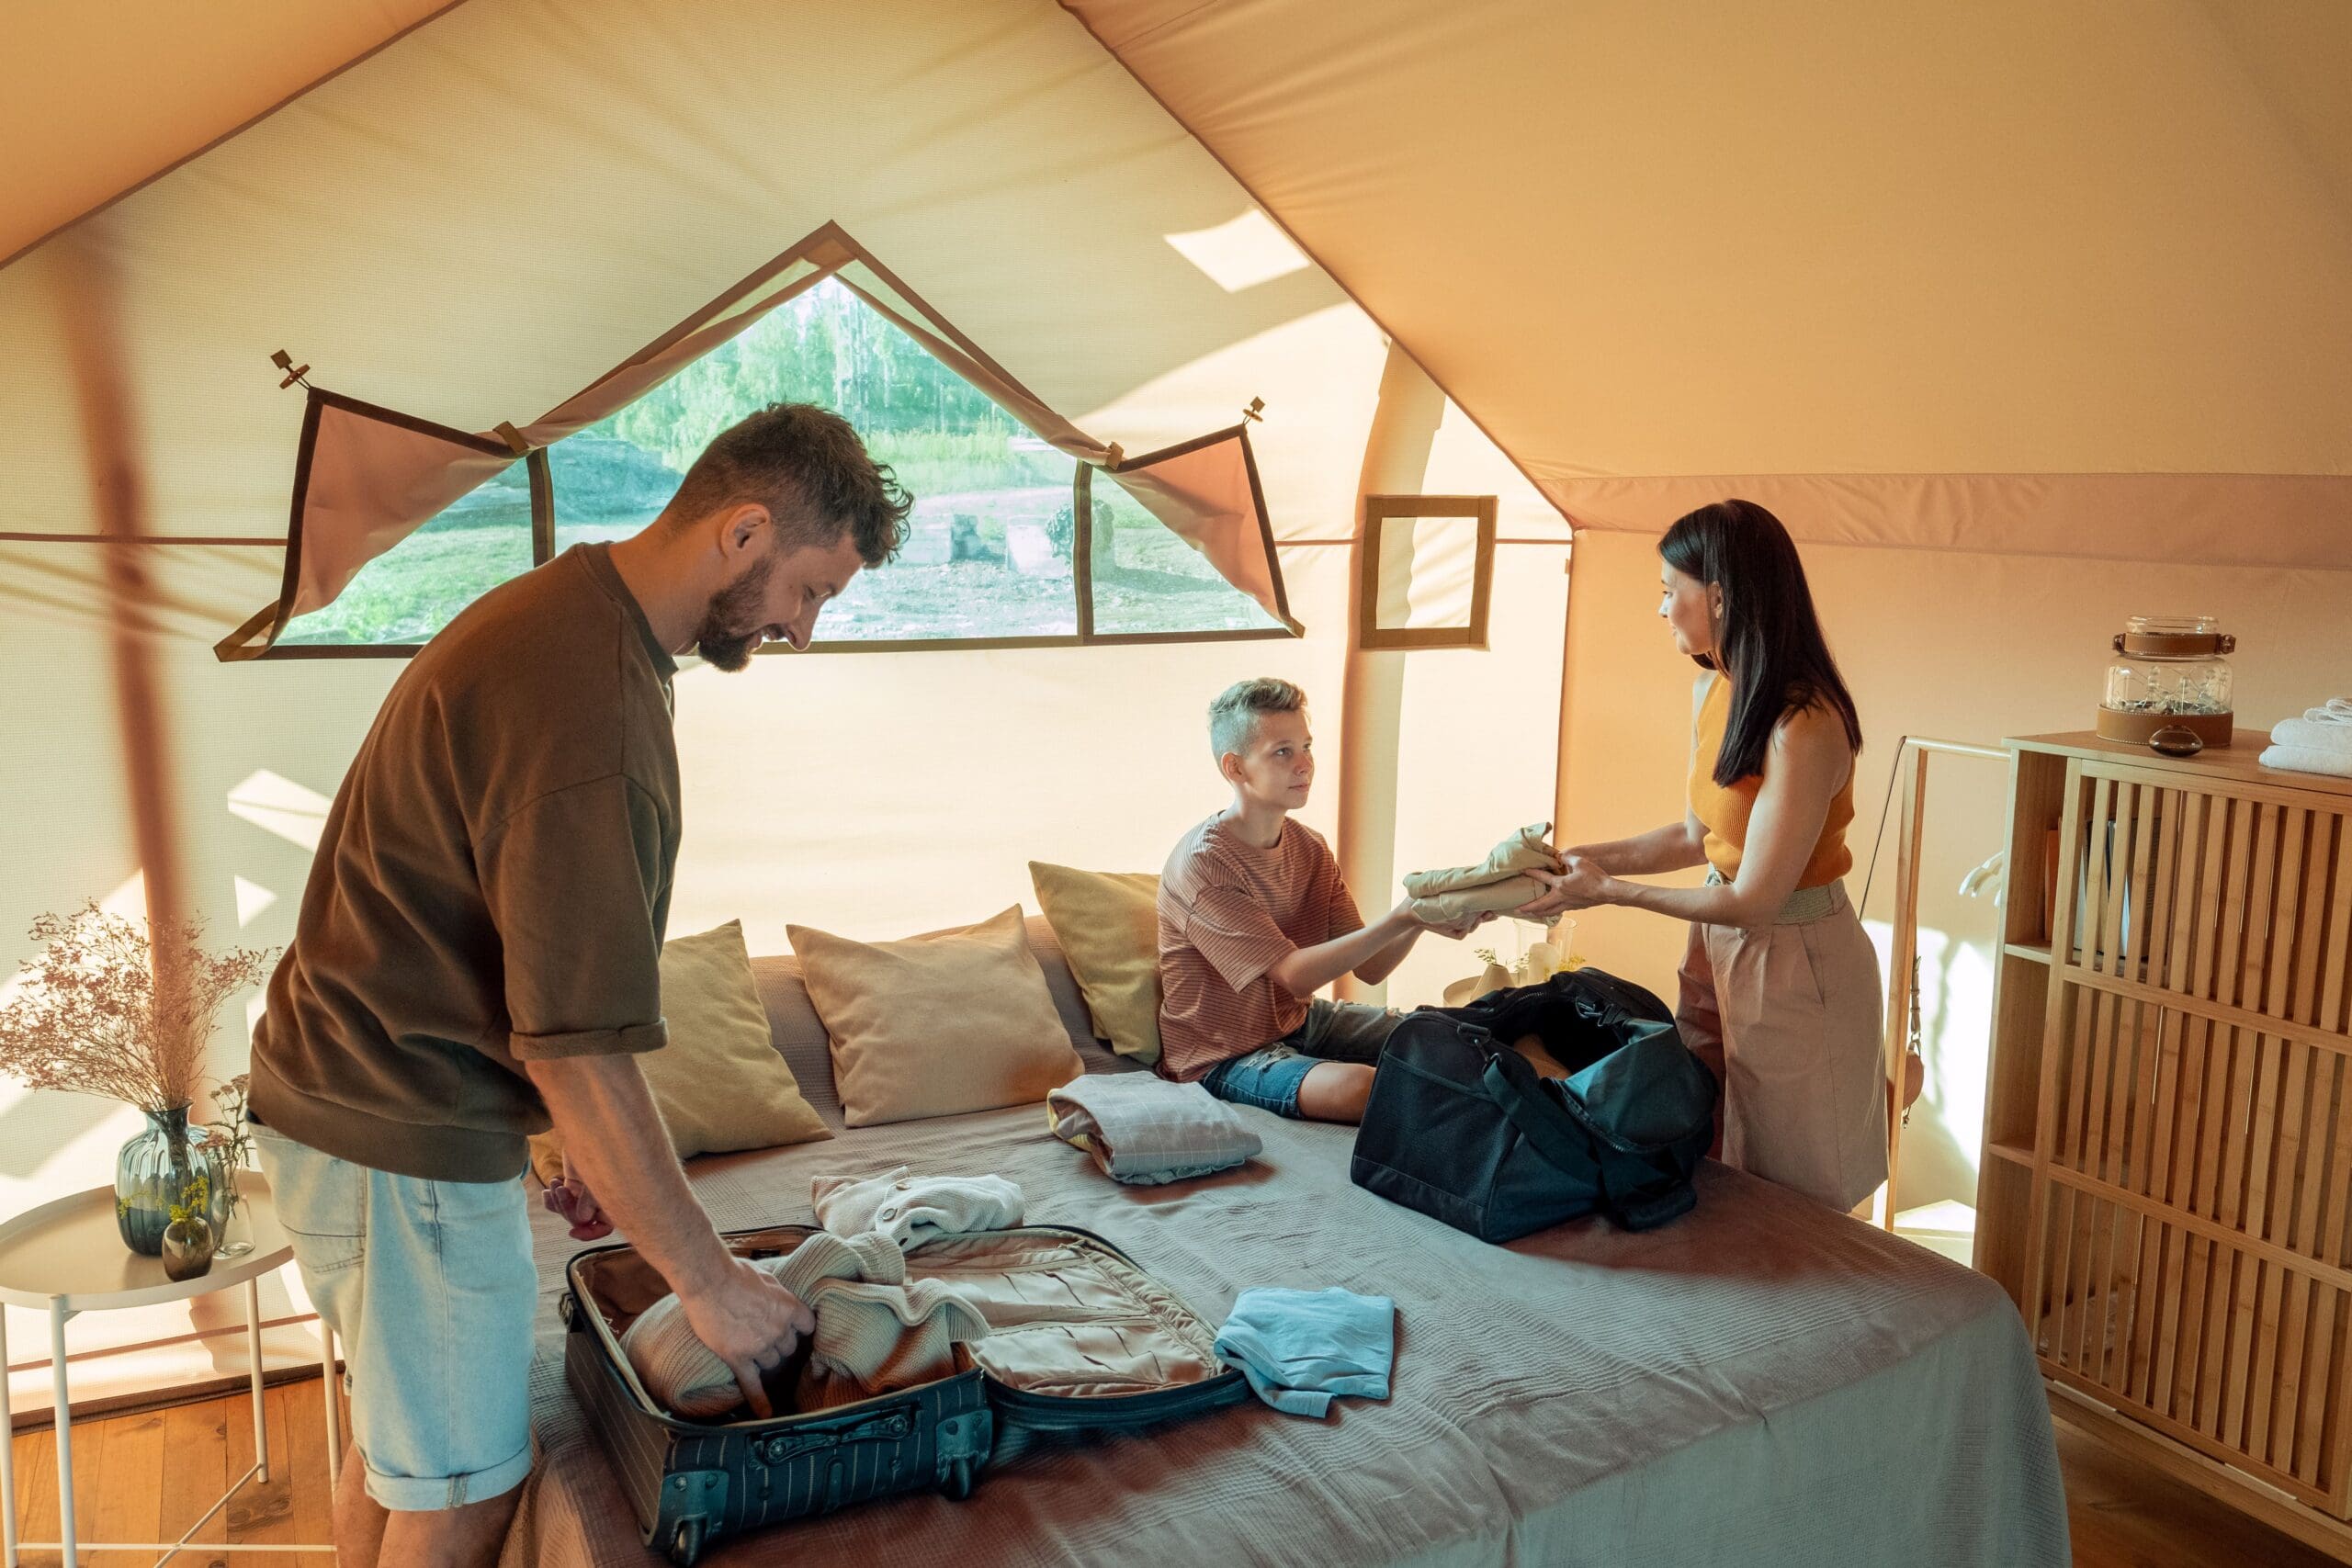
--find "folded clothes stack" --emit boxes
[2261,700,2352,779]
[1404,820,1557,923]
[1047,1072,1261,1184]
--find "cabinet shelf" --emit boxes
[1982,734,2352,1528]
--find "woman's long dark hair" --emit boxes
[1661,499,1861,786]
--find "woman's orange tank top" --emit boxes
[1687,675,1855,888]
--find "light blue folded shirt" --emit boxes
[1214,1286,1396,1418]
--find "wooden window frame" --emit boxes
[1357,493,1496,651]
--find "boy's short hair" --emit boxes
[1208,677,1306,761]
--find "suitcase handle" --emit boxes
[752,1405,915,1466]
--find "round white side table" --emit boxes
[0,1172,340,1564]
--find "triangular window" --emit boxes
[236,226,1292,658]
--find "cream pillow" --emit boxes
[1028,862,1161,1065]
[790,905,1082,1128]
[528,919,831,1183]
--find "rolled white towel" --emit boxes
[2271,717,2352,754]
[2304,698,2352,725]
[2261,744,2352,780]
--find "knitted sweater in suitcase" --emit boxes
[623,1230,989,1418]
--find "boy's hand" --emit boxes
[1428,910,1494,940]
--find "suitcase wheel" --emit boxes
[665,1517,705,1566]
[940,1455,979,1502]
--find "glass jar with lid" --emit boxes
[2096,615,2235,748]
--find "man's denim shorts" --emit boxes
[1199,998,1403,1118]
[254,1122,536,1511]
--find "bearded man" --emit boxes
[247,402,910,1568]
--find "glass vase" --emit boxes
[115,1107,233,1258]
[214,1167,255,1259]
[162,1214,217,1281]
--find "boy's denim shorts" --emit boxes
[1200,998,1403,1117]
[254,1122,536,1511]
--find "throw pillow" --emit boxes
[527,919,831,1184]
[789,905,1082,1127]
[1027,862,1162,1065]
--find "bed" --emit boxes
[500,923,2068,1567]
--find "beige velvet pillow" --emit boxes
[1028,862,1162,1065]
[528,919,831,1183]
[789,905,1082,1128]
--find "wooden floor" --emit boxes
[7,1377,347,1567]
[5,1380,2345,1565]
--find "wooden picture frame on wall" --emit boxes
[1358,493,1497,650]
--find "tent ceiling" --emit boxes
[1065,2,2352,516]
[6,0,2350,568]
[3,0,457,266]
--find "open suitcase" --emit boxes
[562,1222,1250,1563]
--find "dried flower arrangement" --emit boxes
[0,901,276,1116]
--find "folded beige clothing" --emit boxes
[1404,821,1556,924]
[620,1229,990,1419]
[811,1166,1024,1246]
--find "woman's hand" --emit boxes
[1516,855,1612,918]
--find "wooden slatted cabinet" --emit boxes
[1977,732,2352,1559]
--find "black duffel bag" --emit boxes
[1350,967,1718,1241]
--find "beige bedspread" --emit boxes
[504,1099,2066,1567]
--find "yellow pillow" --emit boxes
[1027,862,1162,1065]
[527,919,830,1183]
[790,906,1082,1128]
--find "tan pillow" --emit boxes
[1027,862,1162,1065]
[790,906,1082,1128]
[528,919,831,1184]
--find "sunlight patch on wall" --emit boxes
[227,769,332,851]
[232,874,278,929]
[1164,209,1311,293]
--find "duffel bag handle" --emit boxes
[1481,1057,1605,1190]
[1482,1056,1684,1231]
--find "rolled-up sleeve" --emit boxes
[480,773,669,1061]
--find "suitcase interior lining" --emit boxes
[573,1224,1227,1415]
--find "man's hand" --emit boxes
[542,1154,614,1241]
[679,1257,818,1419]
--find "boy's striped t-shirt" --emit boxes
[1155,811,1363,1083]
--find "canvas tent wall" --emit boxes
[4,0,2349,1414]
[0,0,1564,1417]
[1069,0,2352,1213]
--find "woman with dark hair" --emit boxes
[1520,499,1885,1213]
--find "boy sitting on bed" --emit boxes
[1155,677,1487,1122]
